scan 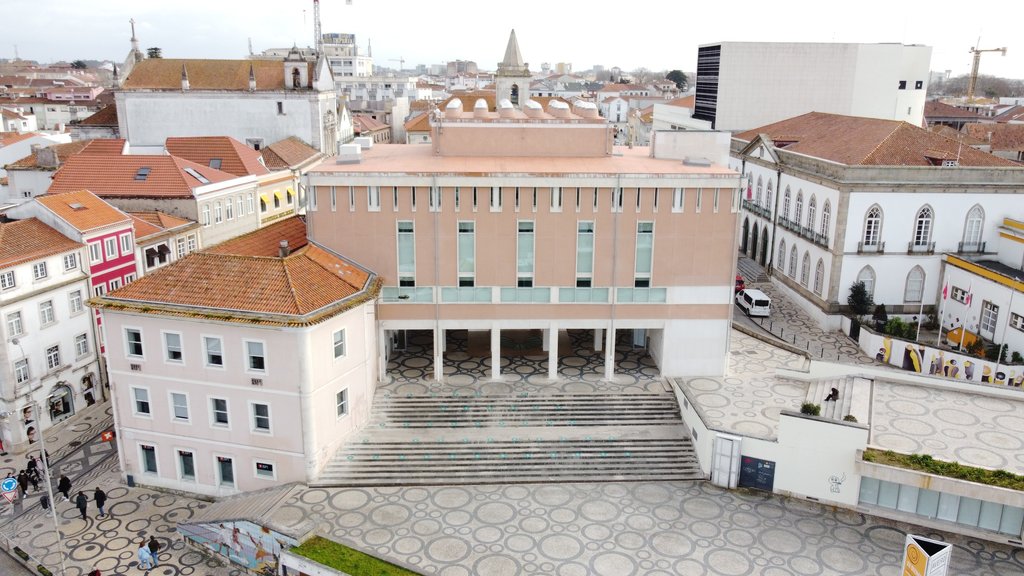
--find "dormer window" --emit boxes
[292,67,301,88]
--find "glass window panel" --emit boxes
[635,223,653,275]
[858,477,880,505]
[517,225,534,275]
[397,222,415,275]
[877,480,899,509]
[559,288,576,303]
[458,225,475,274]
[936,493,960,522]
[896,485,919,513]
[978,500,1004,532]
[915,489,940,518]
[957,496,982,526]
[577,223,594,275]
[999,505,1024,536]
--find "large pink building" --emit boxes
[307,97,741,379]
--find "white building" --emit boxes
[0,132,71,180]
[3,139,125,204]
[694,42,933,131]
[1,108,37,133]
[733,112,1024,330]
[116,52,340,155]
[0,218,101,453]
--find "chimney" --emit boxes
[248,64,257,92]
[181,64,190,91]
[37,146,59,169]
[278,240,290,258]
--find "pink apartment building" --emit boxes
[307,97,742,380]
[91,217,381,495]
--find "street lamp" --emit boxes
[34,397,67,576]
[994,277,1021,383]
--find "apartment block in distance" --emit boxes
[694,42,932,131]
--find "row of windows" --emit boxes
[201,191,295,227]
[88,233,133,265]
[855,265,927,304]
[777,241,827,297]
[123,328,347,368]
[861,204,985,249]
[751,178,834,240]
[317,185,729,215]
[398,220,656,290]
[0,253,80,291]
[138,445,275,486]
[132,388,349,426]
[6,290,86,340]
[11,335,90,385]
[92,273,137,298]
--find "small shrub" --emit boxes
[872,304,889,329]
[965,339,984,356]
[843,414,858,422]
[36,566,53,576]
[14,547,29,561]
[800,402,821,416]
[847,281,874,316]
[923,311,939,330]
[883,317,915,339]
[1012,351,1023,364]
[985,343,1009,363]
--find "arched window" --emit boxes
[794,191,804,225]
[777,239,787,272]
[857,266,876,298]
[511,84,520,106]
[292,67,301,88]
[904,266,926,303]
[820,201,832,239]
[755,176,763,206]
[813,259,825,295]
[807,195,817,229]
[766,180,774,210]
[863,205,882,246]
[963,204,984,251]
[800,252,811,287]
[782,187,791,220]
[788,246,798,278]
[913,205,933,247]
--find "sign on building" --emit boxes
[901,534,951,576]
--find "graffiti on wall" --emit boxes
[863,332,1023,387]
[179,520,297,572]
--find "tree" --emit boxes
[71,60,87,70]
[666,70,689,90]
[631,67,654,84]
[147,47,162,59]
[847,281,874,316]
[872,303,888,330]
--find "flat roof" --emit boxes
[312,145,736,177]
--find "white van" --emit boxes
[735,288,771,317]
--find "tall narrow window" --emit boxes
[225,199,234,220]
[517,221,535,287]
[410,187,417,211]
[202,205,211,226]
[653,188,659,212]
[348,186,355,211]
[393,187,399,211]
[963,205,984,250]
[246,341,265,371]
[672,188,684,212]
[472,187,478,211]
[755,176,763,206]
[863,206,882,246]
[635,188,641,212]
[635,222,654,287]
[612,188,623,212]
[788,246,798,278]
[329,186,337,211]
[397,221,415,286]
[807,195,817,229]
[714,188,720,212]
[179,450,196,481]
[904,266,925,303]
[38,300,54,325]
[765,181,773,212]
[576,188,582,212]
[6,312,23,337]
[125,328,143,357]
[576,222,595,287]
[458,222,475,287]
[368,186,380,211]
[794,191,804,224]
[800,252,811,287]
[133,387,151,416]
[204,336,223,367]
[429,187,441,211]
[777,240,787,273]
[141,445,158,474]
[514,187,520,212]
[695,188,702,213]
[980,301,999,338]
[813,259,825,296]
[217,456,234,486]
[455,187,461,212]
[491,186,502,211]
[782,187,791,220]
[913,206,933,247]
[14,359,29,384]
[333,329,346,359]
[820,201,832,239]
[171,392,189,421]
[211,398,229,426]
[252,403,271,432]
[593,188,599,211]
[214,202,223,224]
[336,389,349,417]
[857,267,876,298]
[550,187,562,211]
[247,193,255,214]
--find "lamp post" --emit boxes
[34,397,67,576]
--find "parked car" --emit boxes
[736,288,771,317]
[735,274,746,294]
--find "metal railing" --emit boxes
[857,241,885,254]
[957,241,986,254]
[907,241,936,255]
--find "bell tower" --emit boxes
[495,29,531,108]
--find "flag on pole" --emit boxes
[965,281,973,306]
[942,280,948,300]
[746,179,752,200]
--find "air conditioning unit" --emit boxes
[251,378,263,386]
[130,364,142,372]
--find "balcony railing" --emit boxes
[907,241,936,255]
[616,287,668,303]
[441,287,493,303]
[741,199,771,219]
[957,241,986,254]
[857,241,885,254]
[381,286,434,303]
[500,287,551,303]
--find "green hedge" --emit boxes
[863,448,1024,491]
[291,536,421,576]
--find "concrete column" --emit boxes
[378,327,389,383]
[594,328,603,352]
[541,328,550,352]
[491,327,501,380]
[433,327,444,382]
[548,324,559,380]
[603,327,616,381]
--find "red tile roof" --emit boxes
[598,83,648,92]
[1,109,27,120]
[734,112,1017,167]
[438,91,568,112]
[0,218,83,270]
[964,123,1024,152]
[35,189,131,232]
[6,138,123,170]
[165,136,270,177]
[353,114,390,134]
[259,136,321,170]
[49,154,239,198]
[0,131,38,146]
[93,216,378,325]
[205,216,307,256]
[404,113,431,133]
[994,105,1024,123]
[923,101,984,120]
[77,103,118,126]
[128,211,195,241]
[122,59,316,91]
[665,95,695,108]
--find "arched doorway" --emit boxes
[750,225,760,259]
[47,383,75,424]
[759,227,770,267]
[740,218,749,253]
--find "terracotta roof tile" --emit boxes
[6,138,122,170]
[353,114,390,134]
[49,154,239,198]
[165,136,270,177]
[404,113,431,132]
[77,103,118,126]
[122,59,315,91]
[205,216,307,257]
[928,125,986,146]
[735,112,1017,167]
[993,105,1024,123]
[259,136,321,170]
[77,139,126,155]
[666,95,695,108]
[924,100,984,120]
[0,109,26,120]
[438,91,568,112]
[128,211,195,241]
[128,214,162,239]
[965,123,1024,152]
[35,190,130,232]
[0,131,38,146]
[0,218,83,270]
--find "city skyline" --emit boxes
[3,0,1022,80]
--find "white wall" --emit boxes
[3,169,53,204]
[652,130,733,167]
[660,319,730,376]
[775,412,869,506]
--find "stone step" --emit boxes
[310,471,705,487]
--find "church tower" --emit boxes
[495,29,531,108]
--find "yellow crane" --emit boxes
[967,44,1007,101]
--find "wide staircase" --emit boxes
[313,391,703,487]
[804,375,872,422]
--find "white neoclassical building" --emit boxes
[733,112,1024,329]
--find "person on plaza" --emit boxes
[75,491,88,520]
[26,455,39,479]
[148,535,161,567]
[94,486,108,517]
[28,469,39,492]
[137,540,153,570]
[39,493,49,510]
[17,470,29,497]
[57,474,72,502]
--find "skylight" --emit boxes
[183,167,210,184]
[134,167,151,181]
[209,158,222,170]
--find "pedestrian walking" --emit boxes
[39,493,49,510]
[26,455,38,478]
[17,470,29,497]
[93,486,108,517]
[148,535,161,567]
[57,474,72,502]
[137,540,153,570]
[75,491,88,520]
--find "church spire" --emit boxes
[501,29,524,69]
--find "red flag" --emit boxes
[942,281,948,300]
[965,281,973,306]
[746,180,753,200]
[100,430,115,442]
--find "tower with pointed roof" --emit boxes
[117,18,146,87]
[495,29,531,108]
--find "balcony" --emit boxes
[857,241,885,254]
[957,241,986,254]
[500,287,551,303]
[907,241,936,255]
[381,286,434,303]
[616,287,668,303]
[441,287,493,303]
[558,287,610,303]
[741,199,771,219]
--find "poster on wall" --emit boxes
[738,456,775,491]
[180,520,297,572]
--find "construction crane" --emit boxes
[389,57,406,70]
[967,44,1007,101]
[312,0,323,57]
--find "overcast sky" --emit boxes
[4,0,1021,79]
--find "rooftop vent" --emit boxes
[134,167,151,181]
[336,143,362,164]
[524,99,543,118]
[682,156,712,167]
[68,202,86,211]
